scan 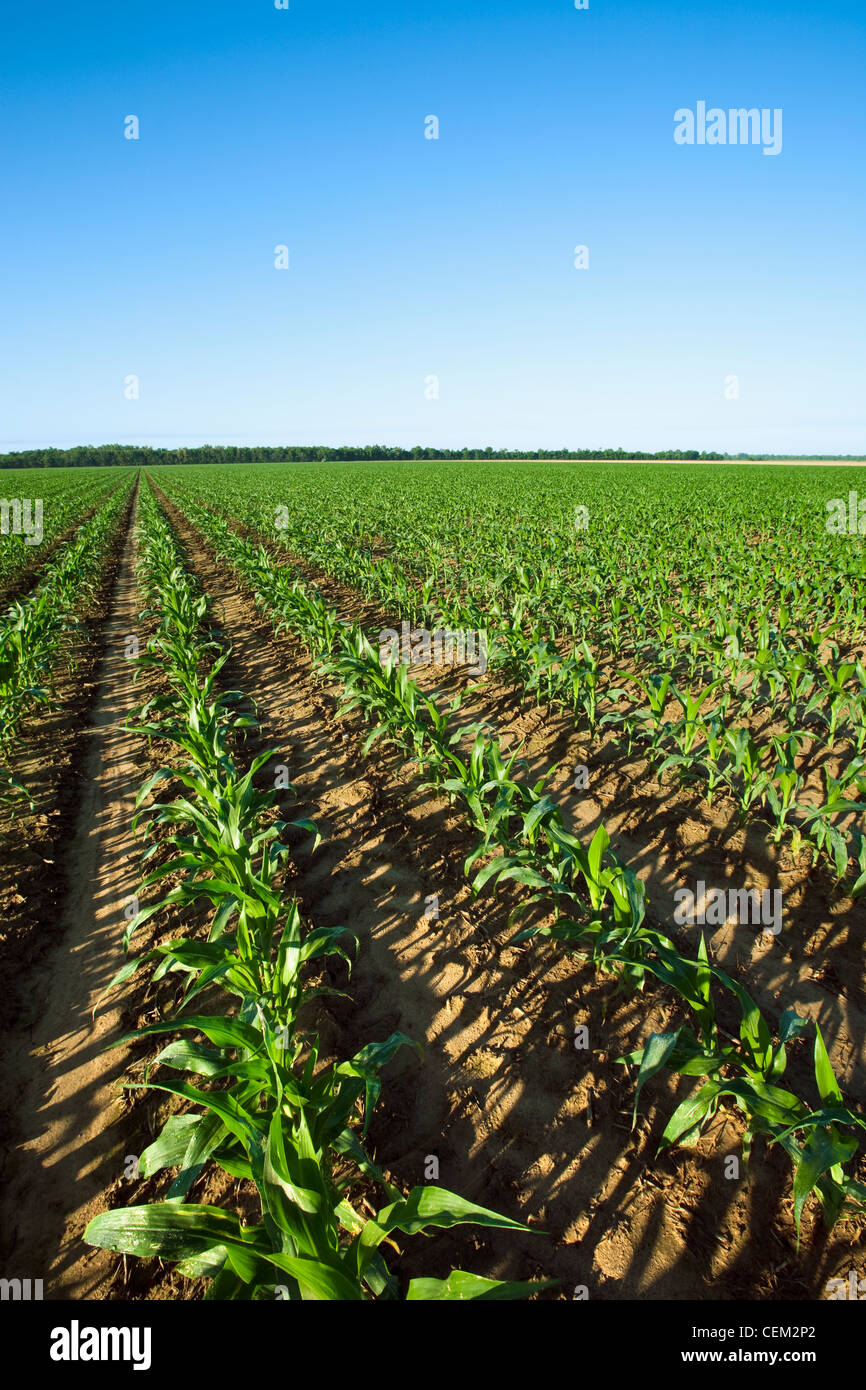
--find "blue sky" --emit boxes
[1,0,863,455]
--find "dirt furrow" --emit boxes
[0,494,145,1298]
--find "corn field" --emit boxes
[1,460,865,1305]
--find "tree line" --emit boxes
[1,444,862,469]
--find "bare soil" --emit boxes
[0,491,148,1296]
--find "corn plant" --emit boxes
[720,728,772,820]
[622,993,866,1245]
[764,734,805,844]
[797,767,866,878]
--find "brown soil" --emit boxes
[0,490,149,1296]
[0,484,136,1005]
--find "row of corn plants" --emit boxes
[0,482,134,811]
[168,491,866,1246]
[84,484,546,1300]
[0,465,132,597]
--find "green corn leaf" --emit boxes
[127,1076,265,1155]
[107,1014,263,1054]
[587,824,610,882]
[521,795,560,837]
[169,1109,233,1200]
[814,1024,843,1107]
[260,1111,330,1256]
[84,1203,269,1280]
[661,1080,723,1149]
[709,965,773,1075]
[298,925,358,968]
[212,1152,255,1183]
[779,1007,809,1045]
[331,1129,401,1203]
[770,1105,866,1147]
[151,1040,230,1077]
[97,951,156,1003]
[178,1248,229,1281]
[336,1032,422,1135]
[472,855,548,895]
[260,1251,364,1301]
[362,1185,530,1253]
[793,1126,858,1243]
[630,1031,681,1127]
[406,1272,551,1301]
[138,1114,203,1178]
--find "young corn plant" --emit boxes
[797,767,866,879]
[626,671,675,751]
[817,659,860,745]
[721,728,772,820]
[669,680,721,756]
[565,640,604,733]
[86,1007,544,1300]
[764,734,805,844]
[618,947,866,1243]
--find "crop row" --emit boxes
[0,482,134,810]
[270,521,866,895]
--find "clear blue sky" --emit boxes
[1,0,863,455]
